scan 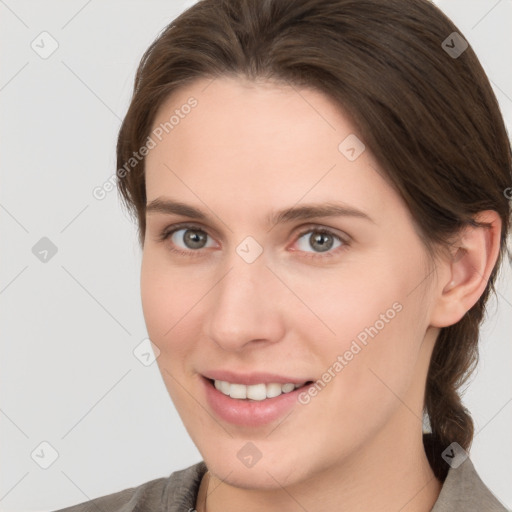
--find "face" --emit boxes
[141,75,440,488]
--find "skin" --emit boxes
[140,75,501,512]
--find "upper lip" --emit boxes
[202,370,313,386]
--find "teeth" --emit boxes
[219,380,230,395]
[266,382,282,398]
[213,380,306,400]
[230,383,247,399]
[281,383,296,393]
[246,383,266,400]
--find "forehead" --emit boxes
[144,76,397,219]
[147,75,356,164]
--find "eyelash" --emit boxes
[157,222,350,260]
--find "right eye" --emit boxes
[158,223,217,257]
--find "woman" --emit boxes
[55,0,511,510]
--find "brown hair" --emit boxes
[116,0,512,480]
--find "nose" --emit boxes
[205,248,286,352]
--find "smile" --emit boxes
[212,379,312,401]
[202,376,315,426]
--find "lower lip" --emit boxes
[202,376,311,427]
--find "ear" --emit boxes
[429,210,502,328]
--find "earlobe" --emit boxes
[430,210,502,328]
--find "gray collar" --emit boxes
[163,458,508,511]
[430,456,508,511]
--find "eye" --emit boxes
[292,226,348,259]
[158,223,216,257]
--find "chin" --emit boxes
[196,437,312,490]
[211,459,304,490]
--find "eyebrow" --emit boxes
[146,197,375,226]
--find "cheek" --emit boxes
[141,251,194,331]
[140,257,203,417]
[140,254,190,355]
[140,263,167,340]
[311,258,428,422]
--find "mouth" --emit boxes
[205,377,315,401]
[199,368,318,426]
[201,375,316,426]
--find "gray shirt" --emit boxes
[53,457,508,511]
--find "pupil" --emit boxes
[185,230,206,248]
[312,233,332,252]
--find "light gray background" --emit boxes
[1,1,511,511]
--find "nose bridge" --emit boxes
[206,238,283,350]
[220,234,270,302]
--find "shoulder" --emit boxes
[432,456,510,512]
[51,461,208,512]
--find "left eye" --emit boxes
[294,227,345,256]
